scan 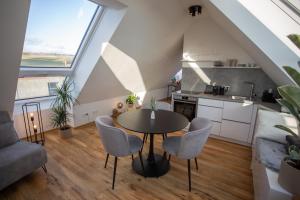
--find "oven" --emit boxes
[172,95,197,122]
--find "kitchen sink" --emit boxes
[231,96,248,101]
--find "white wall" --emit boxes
[183,16,255,64]
[206,0,298,86]
[75,0,192,105]
[239,0,300,56]
[0,0,30,115]
[73,87,167,127]
[70,0,193,127]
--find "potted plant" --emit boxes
[50,77,78,138]
[275,66,300,146]
[275,66,300,194]
[125,93,138,110]
[278,145,300,195]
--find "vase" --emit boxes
[60,126,72,139]
[151,110,155,119]
[278,159,300,195]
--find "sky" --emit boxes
[23,0,98,55]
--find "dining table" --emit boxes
[117,109,189,177]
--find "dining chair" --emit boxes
[142,101,172,148]
[95,116,144,189]
[162,117,212,191]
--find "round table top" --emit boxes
[117,109,189,134]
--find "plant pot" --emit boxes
[60,127,72,139]
[278,159,300,195]
[127,103,135,111]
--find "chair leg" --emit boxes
[112,157,118,190]
[42,164,47,174]
[168,154,171,161]
[138,151,145,172]
[131,154,134,161]
[187,159,191,192]
[104,153,109,168]
[194,157,198,170]
[145,134,148,143]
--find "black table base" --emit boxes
[132,154,170,177]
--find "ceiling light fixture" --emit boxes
[189,5,202,17]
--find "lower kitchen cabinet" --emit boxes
[220,120,251,142]
[211,121,221,136]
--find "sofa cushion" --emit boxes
[254,110,298,144]
[0,122,19,148]
[0,141,47,190]
[255,138,287,171]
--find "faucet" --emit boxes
[244,81,255,101]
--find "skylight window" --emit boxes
[21,0,99,68]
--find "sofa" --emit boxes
[252,109,299,200]
[0,111,47,191]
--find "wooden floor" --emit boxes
[0,123,254,200]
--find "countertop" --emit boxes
[173,90,281,112]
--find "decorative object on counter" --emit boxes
[237,64,247,67]
[278,145,300,195]
[188,5,202,17]
[274,66,300,195]
[213,60,224,67]
[205,84,229,96]
[150,97,156,119]
[125,93,138,111]
[50,77,78,139]
[288,34,300,50]
[22,102,45,145]
[262,89,276,103]
[227,59,238,67]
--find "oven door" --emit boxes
[173,100,197,122]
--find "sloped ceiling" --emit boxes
[77,0,193,104]
[181,0,297,86]
[0,0,30,115]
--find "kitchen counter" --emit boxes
[173,90,281,112]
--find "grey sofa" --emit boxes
[0,111,47,191]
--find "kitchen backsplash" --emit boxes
[182,66,277,98]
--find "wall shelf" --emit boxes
[197,66,261,69]
[181,60,260,69]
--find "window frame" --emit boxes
[16,3,104,101]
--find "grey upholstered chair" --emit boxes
[142,101,172,146]
[95,116,144,189]
[162,117,212,191]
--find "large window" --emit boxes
[21,0,99,68]
[16,0,101,100]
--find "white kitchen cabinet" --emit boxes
[197,105,222,122]
[220,120,251,142]
[223,101,254,123]
[198,98,223,108]
[211,121,221,136]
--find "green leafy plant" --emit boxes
[288,34,300,50]
[150,97,156,111]
[285,145,300,170]
[275,66,300,138]
[50,77,78,130]
[125,93,138,105]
